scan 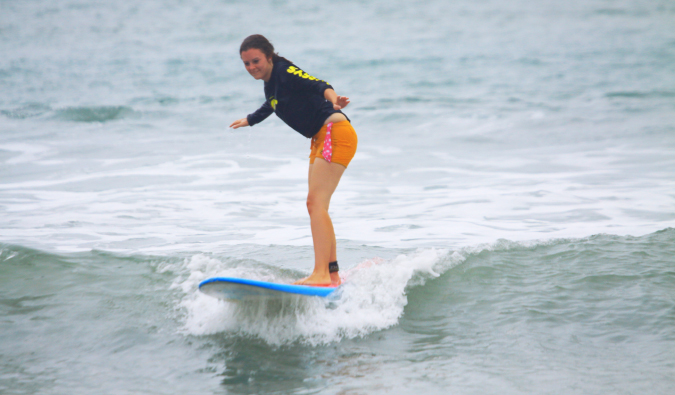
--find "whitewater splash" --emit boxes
[173,248,465,345]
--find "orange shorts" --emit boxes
[309,121,358,167]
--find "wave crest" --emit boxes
[175,249,464,345]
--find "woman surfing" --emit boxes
[230,35,357,287]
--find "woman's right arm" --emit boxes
[231,101,273,129]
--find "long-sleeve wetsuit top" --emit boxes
[246,59,348,138]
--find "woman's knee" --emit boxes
[306,194,328,216]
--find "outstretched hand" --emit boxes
[230,118,249,129]
[333,95,350,110]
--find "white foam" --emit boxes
[2,140,674,254]
[174,248,464,345]
[0,142,52,165]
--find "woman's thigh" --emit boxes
[307,159,346,210]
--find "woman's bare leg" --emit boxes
[294,158,345,285]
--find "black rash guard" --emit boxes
[246,59,348,138]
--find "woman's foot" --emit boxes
[293,272,332,286]
[330,272,342,286]
[293,271,341,287]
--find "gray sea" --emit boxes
[2,0,674,394]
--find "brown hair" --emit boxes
[239,34,292,64]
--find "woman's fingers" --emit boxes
[230,118,249,129]
[337,96,350,109]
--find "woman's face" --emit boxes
[241,48,273,81]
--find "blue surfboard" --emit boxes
[199,277,338,301]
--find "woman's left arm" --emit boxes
[324,89,350,110]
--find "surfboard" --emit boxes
[198,277,338,301]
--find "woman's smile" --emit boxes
[241,48,274,82]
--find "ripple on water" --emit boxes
[53,106,139,122]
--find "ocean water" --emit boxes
[1,0,674,394]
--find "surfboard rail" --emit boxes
[198,277,338,300]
